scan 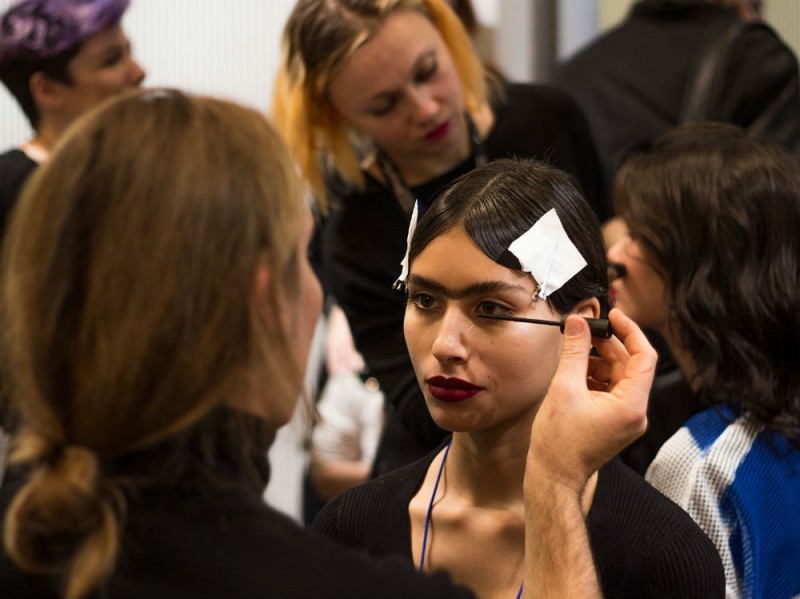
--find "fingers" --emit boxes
[550,315,593,389]
[603,308,658,402]
[607,308,657,364]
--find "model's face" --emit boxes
[404,227,566,434]
[60,24,145,121]
[607,232,669,334]
[326,10,465,164]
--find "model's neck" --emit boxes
[445,424,532,507]
[27,122,62,155]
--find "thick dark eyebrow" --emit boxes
[407,274,529,300]
[365,48,436,105]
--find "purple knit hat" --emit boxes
[0,0,130,64]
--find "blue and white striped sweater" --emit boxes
[647,406,800,599]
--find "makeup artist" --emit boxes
[609,121,800,598]
[272,0,608,475]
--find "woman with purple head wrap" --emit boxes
[0,0,144,249]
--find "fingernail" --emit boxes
[564,317,581,337]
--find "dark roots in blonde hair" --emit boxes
[614,121,800,445]
[1,88,306,597]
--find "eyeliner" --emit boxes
[478,313,613,338]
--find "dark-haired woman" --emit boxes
[609,121,800,599]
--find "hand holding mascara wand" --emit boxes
[479,313,614,338]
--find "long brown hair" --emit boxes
[1,88,306,598]
[272,0,486,211]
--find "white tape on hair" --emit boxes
[507,209,587,299]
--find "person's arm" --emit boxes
[522,309,656,597]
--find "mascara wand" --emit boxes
[479,314,613,338]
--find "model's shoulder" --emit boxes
[594,458,703,529]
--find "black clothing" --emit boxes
[322,82,608,475]
[0,415,474,599]
[553,0,800,192]
[313,449,726,598]
[0,148,36,237]
[0,148,37,432]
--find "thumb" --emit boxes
[553,315,592,383]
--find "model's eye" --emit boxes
[476,301,512,316]
[408,292,437,310]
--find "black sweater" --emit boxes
[0,421,474,599]
[313,450,726,598]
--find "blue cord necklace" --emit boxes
[419,438,524,599]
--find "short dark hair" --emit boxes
[409,158,608,315]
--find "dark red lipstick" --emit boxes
[426,376,483,403]
[424,120,450,141]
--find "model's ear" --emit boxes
[252,264,276,332]
[29,71,68,112]
[573,297,601,319]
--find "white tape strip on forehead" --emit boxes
[507,208,587,300]
[394,200,419,288]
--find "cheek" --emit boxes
[491,332,562,394]
[403,310,426,367]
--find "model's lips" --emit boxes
[426,376,483,403]
[424,120,450,141]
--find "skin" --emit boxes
[607,231,701,385]
[32,23,146,147]
[403,226,601,599]
[251,209,323,426]
[606,233,670,336]
[526,309,654,598]
[326,10,473,187]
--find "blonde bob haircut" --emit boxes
[1,88,305,599]
[272,0,487,211]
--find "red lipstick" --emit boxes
[426,376,483,403]
[424,120,450,141]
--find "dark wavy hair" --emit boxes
[408,158,608,315]
[614,121,800,445]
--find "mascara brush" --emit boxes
[479,313,613,338]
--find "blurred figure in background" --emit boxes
[609,122,800,598]
[554,0,800,231]
[0,0,145,233]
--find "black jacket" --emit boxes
[554,0,800,193]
